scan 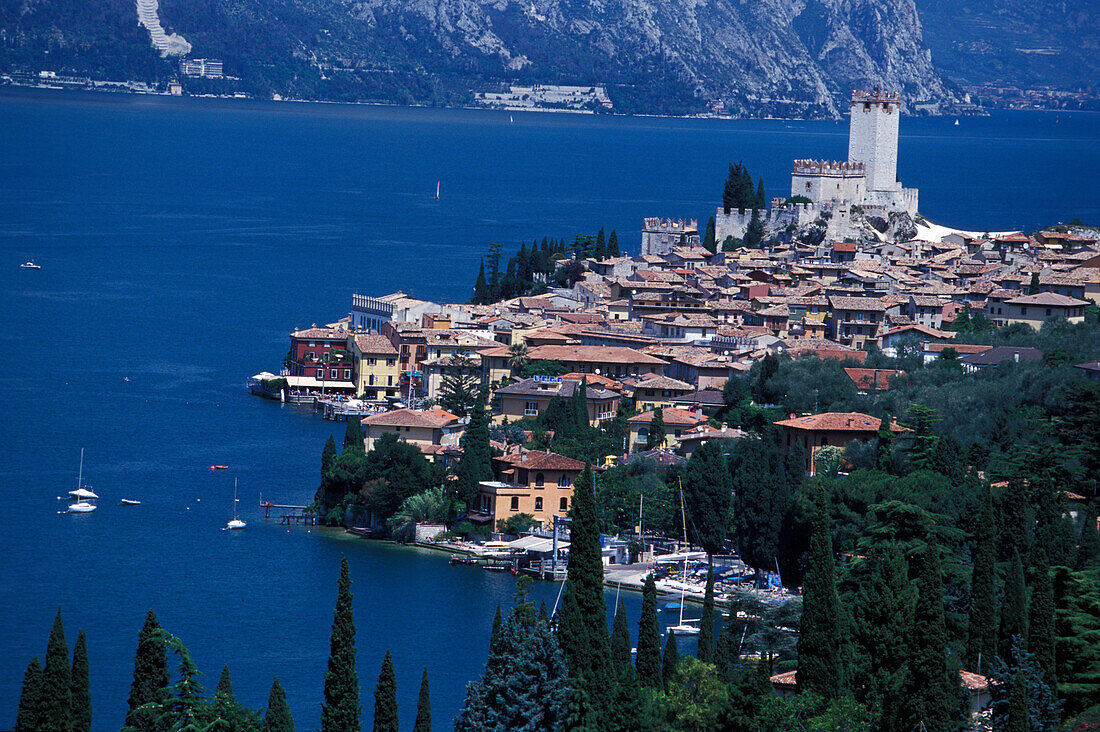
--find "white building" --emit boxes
[716,90,919,243]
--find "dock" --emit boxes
[260,500,320,526]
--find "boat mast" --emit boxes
[678,478,688,628]
[77,448,84,490]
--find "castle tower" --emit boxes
[847,90,901,194]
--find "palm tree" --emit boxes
[388,486,452,541]
[507,342,530,374]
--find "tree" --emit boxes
[967,483,998,674]
[698,567,716,663]
[506,342,530,373]
[557,464,612,718]
[683,440,733,557]
[743,209,765,248]
[264,677,294,732]
[389,486,452,542]
[71,630,91,732]
[594,228,607,260]
[486,242,504,302]
[472,260,488,305]
[755,178,766,209]
[1000,551,1028,663]
[497,512,536,535]
[321,435,338,484]
[608,230,620,257]
[1075,503,1100,571]
[455,385,493,509]
[1028,548,1056,688]
[1028,272,1040,295]
[636,574,663,690]
[322,557,360,732]
[662,633,680,688]
[413,668,431,732]
[373,651,398,732]
[15,657,44,732]
[644,407,665,450]
[796,486,841,699]
[731,433,797,573]
[125,610,170,732]
[344,417,365,454]
[41,609,73,732]
[216,665,234,703]
[610,601,632,676]
[438,354,481,418]
[703,217,716,254]
[489,605,503,655]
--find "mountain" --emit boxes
[1,0,969,116]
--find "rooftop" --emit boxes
[773,412,907,433]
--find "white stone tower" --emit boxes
[847,90,901,195]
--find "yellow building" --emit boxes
[473,450,586,530]
[349,334,400,400]
[627,375,695,411]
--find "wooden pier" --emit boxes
[260,500,320,526]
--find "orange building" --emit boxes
[773,411,907,474]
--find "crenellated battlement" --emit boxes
[792,159,866,177]
[643,218,698,233]
[851,89,901,105]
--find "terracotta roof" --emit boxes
[291,327,348,340]
[770,671,798,688]
[525,345,667,365]
[922,342,992,355]
[958,671,990,692]
[362,407,460,429]
[829,296,886,311]
[959,347,1043,366]
[630,375,694,391]
[1005,292,1089,307]
[628,407,708,426]
[496,450,586,472]
[843,368,905,391]
[773,412,907,432]
[352,334,398,354]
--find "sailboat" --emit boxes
[225,478,246,530]
[67,449,98,513]
[954,119,959,126]
[434,180,440,200]
[666,479,699,636]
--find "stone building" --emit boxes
[641,218,700,256]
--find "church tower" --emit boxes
[847,90,901,194]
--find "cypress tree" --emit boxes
[343,418,364,454]
[644,408,665,450]
[662,633,680,688]
[265,677,295,732]
[743,209,766,248]
[321,556,360,732]
[1006,667,1028,732]
[999,551,1028,663]
[557,463,612,718]
[321,435,337,477]
[903,548,960,732]
[15,657,44,732]
[1028,548,1056,688]
[41,609,73,732]
[489,604,503,655]
[568,377,589,436]
[703,217,716,254]
[876,416,895,472]
[456,385,492,509]
[796,486,840,699]
[71,630,91,732]
[472,260,488,304]
[698,567,715,663]
[608,230,619,257]
[635,574,663,690]
[125,610,169,732]
[594,228,607,261]
[684,440,733,557]
[967,483,997,674]
[755,178,766,209]
[610,601,632,676]
[1028,272,1040,295]
[1076,503,1100,570]
[216,665,234,701]
[373,651,398,732]
[413,668,430,732]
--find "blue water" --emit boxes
[1,88,1098,730]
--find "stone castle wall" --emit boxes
[848,91,900,194]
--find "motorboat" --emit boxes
[210,465,229,470]
[121,499,141,506]
[20,261,41,269]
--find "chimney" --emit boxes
[721,423,727,432]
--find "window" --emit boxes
[343,370,351,379]
[525,401,538,417]
[1046,309,1052,316]
[308,341,316,347]
[1021,308,1027,315]
[368,358,376,366]
[560,497,568,511]
[369,375,375,386]
[535,473,545,487]
[510,497,519,512]
[386,359,395,366]
[387,376,392,386]
[534,497,543,511]
[558,474,570,487]
[331,369,339,379]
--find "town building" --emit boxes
[361,408,463,450]
[472,450,586,529]
[627,407,708,452]
[493,376,620,426]
[773,411,907,475]
[348,333,399,401]
[641,218,700,256]
[285,327,355,394]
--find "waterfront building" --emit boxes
[348,333,399,401]
[492,377,620,426]
[361,407,463,451]
[472,450,586,529]
[285,327,355,393]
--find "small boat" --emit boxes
[664,479,699,637]
[210,465,228,470]
[20,261,41,269]
[666,621,701,637]
[225,478,246,530]
[954,119,959,126]
[120,499,141,506]
[67,450,98,513]
[434,180,440,200]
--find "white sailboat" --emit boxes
[434,180,440,200]
[225,478,246,530]
[666,479,699,636]
[67,449,98,513]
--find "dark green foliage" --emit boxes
[722,161,757,215]
[126,610,170,732]
[264,677,295,732]
[991,640,1062,732]
[608,231,620,257]
[454,590,569,732]
[438,354,481,418]
[610,601,632,676]
[413,668,431,732]
[743,209,766,248]
[1028,548,1056,687]
[486,242,503,302]
[1028,272,1040,295]
[455,385,493,509]
[1007,668,1029,732]
[636,574,663,690]
[967,483,998,674]
[70,630,91,732]
[557,464,612,717]
[594,228,607,261]
[216,665,234,703]
[321,435,338,483]
[755,178,766,209]
[703,217,716,254]
[1051,566,1100,716]
[900,549,962,732]
[730,432,799,574]
[344,417,365,454]
[683,440,733,557]
[490,604,503,655]
[373,651,398,732]
[15,657,44,732]
[797,486,841,699]
[322,557,360,732]
[1000,552,1029,663]
[644,407,665,450]
[1078,504,1100,570]
[662,633,680,688]
[472,260,488,304]
[698,567,715,664]
[41,609,73,732]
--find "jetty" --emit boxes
[260,500,320,526]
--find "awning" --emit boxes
[507,536,570,553]
[285,376,353,390]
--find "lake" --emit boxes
[0,88,1097,730]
